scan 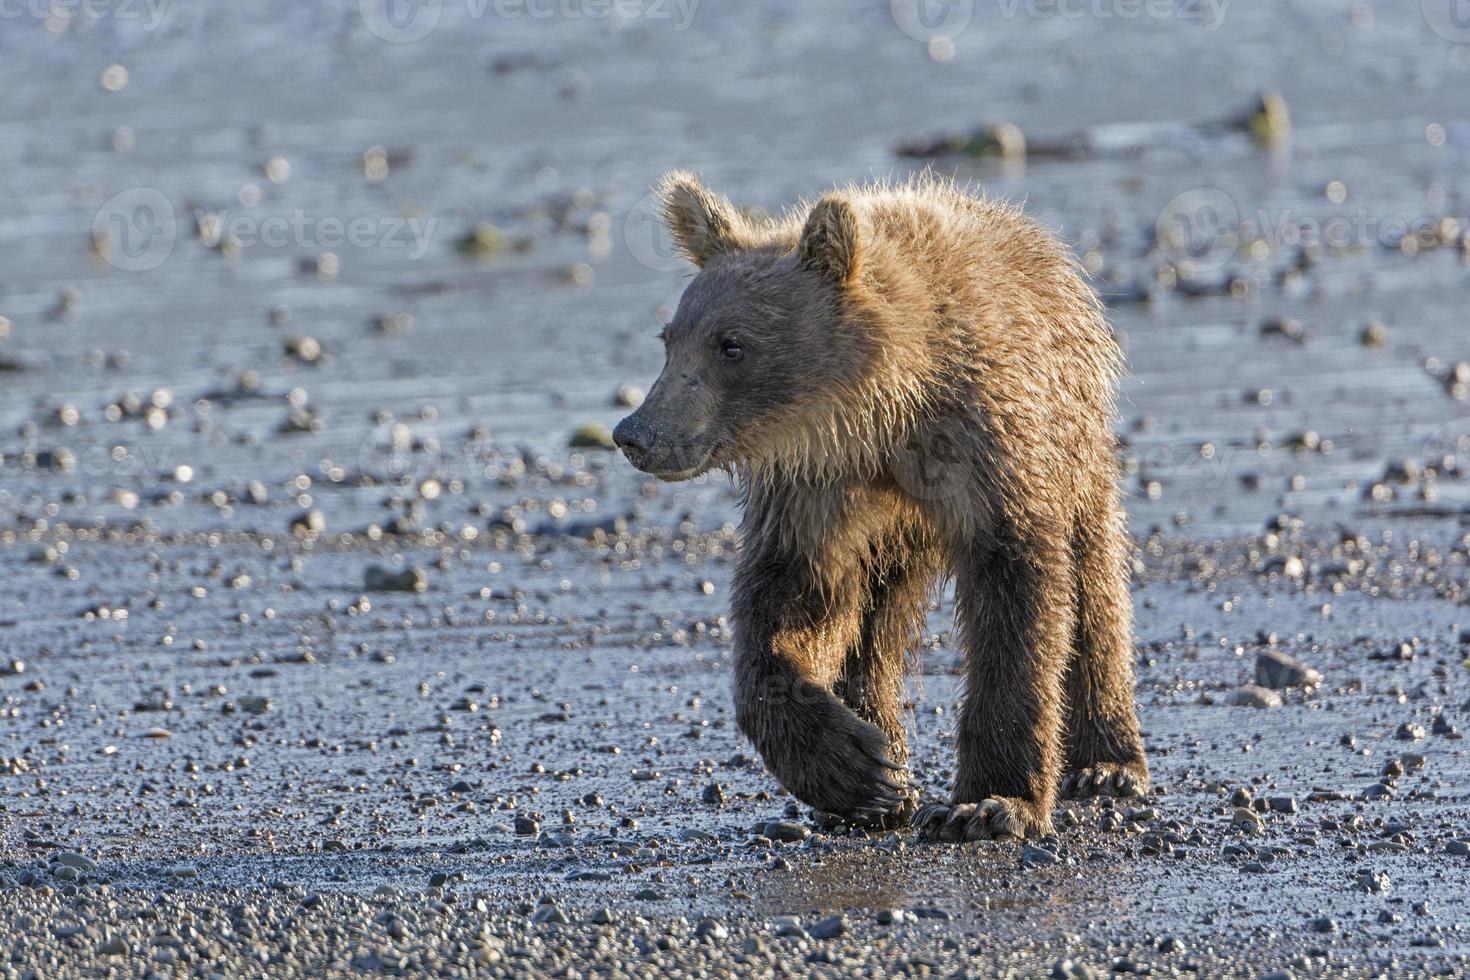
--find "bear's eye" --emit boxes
[719,338,744,362]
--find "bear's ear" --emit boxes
[657,171,754,267]
[797,195,864,285]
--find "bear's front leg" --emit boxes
[919,539,1072,841]
[731,558,911,822]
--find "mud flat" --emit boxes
[3,0,1470,975]
[1,520,1468,976]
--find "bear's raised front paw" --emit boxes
[914,796,1050,841]
[814,787,918,832]
[786,715,910,822]
[1059,761,1149,800]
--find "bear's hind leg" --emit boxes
[1059,500,1149,800]
[919,535,1071,841]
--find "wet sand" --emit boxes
[2,0,1470,975]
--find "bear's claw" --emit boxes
[914,796,1049,841]
[1059,762,1148,800]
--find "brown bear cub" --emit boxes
[614,172,1148,840]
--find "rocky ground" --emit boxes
[2,513,1468,977]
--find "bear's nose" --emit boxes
[612,416,654,457]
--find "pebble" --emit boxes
[1227,685,1283,708]
[763,821,810,843]
[1445,841,1469,856]
[1022,844,1061,867]
[568,424,615,450]
[1267,797,1298,814]
[54,852,99,872]
[364,565,428,593]
[808,915,847,940]
[1356,869,1391,894]
[1255,649,1323,689]
[680,828,718,843]
[531,904,569,925]
[290,509,326,535]
[1231,808,1264,832]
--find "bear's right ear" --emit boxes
[797,194,864,285]
[657,171,754,268]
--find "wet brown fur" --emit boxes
[620,171,1149,837]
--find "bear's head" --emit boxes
[614,172,872,481]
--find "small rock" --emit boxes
[1267,797,1298,814]
[808,915,847,940]
[1227,685,1283,708]
[1397,723,1427,741]
[1309,916,1337,934]
[568,424,615,450]
[237,696,271,715]
[1445,840,1469,856]
[291,509,326,535]
[1231,807,1264,832]
[695,918,728,940]
[1255,649,1323,689]
[764,821,810,843]
[364,565,427,593]
[1356,868,1390,894]
[1022,844,1060,867]
[531,904,569,925]
[54,852,99,872]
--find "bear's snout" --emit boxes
[612,414,655,464]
